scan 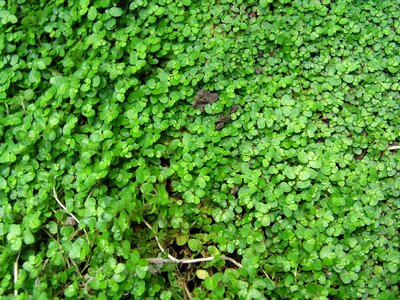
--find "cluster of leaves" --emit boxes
[1,0,399,299]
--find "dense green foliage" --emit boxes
[1,0,399,299]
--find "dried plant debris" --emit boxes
[215,104,239,130]
[193,90,219,112]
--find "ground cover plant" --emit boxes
[0,0,399,299]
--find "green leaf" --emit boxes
[9,224,21,236]
[108,7,123,17]
[377,291,396,300]
[196,269,209,280]
[176,235,188,246]
[339,270,352,284]
[302,239,315,253]
[284,166,296,180]
[255,202,269,214]
[254,242,267,254]
[10,237,22,251]
[23,230,35,244]
[188,239,202,252]
[136,166,150,183]
[260,0,273,8]
[95,0,110,8]
[204,273,222,291]
[87,6,97,21]
[296,180,311,189]
[28,69,41,84]
[265,277,276,290]
[64,283,78,297]
[114,263,125,274]
[69,238,90,261]
[0,177,7,190]
[135,261,149,279]
[298,168,311,181]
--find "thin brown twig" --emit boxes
[182,280,193,300]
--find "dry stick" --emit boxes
[221,255,243,268]
[85,184,97,203]
[13,261,18,296]
[147,257,215,264]
[144,221,241,266]
[388,145,400,151]
[182,281,193,300]
[144,221,273,283]
[144,221,181,263]
[144,221,215,264]
[143,221,165,252]
[52,187,81,225]
[261,268,272,280]
[52,187,91,245]
[14,251,21,296]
